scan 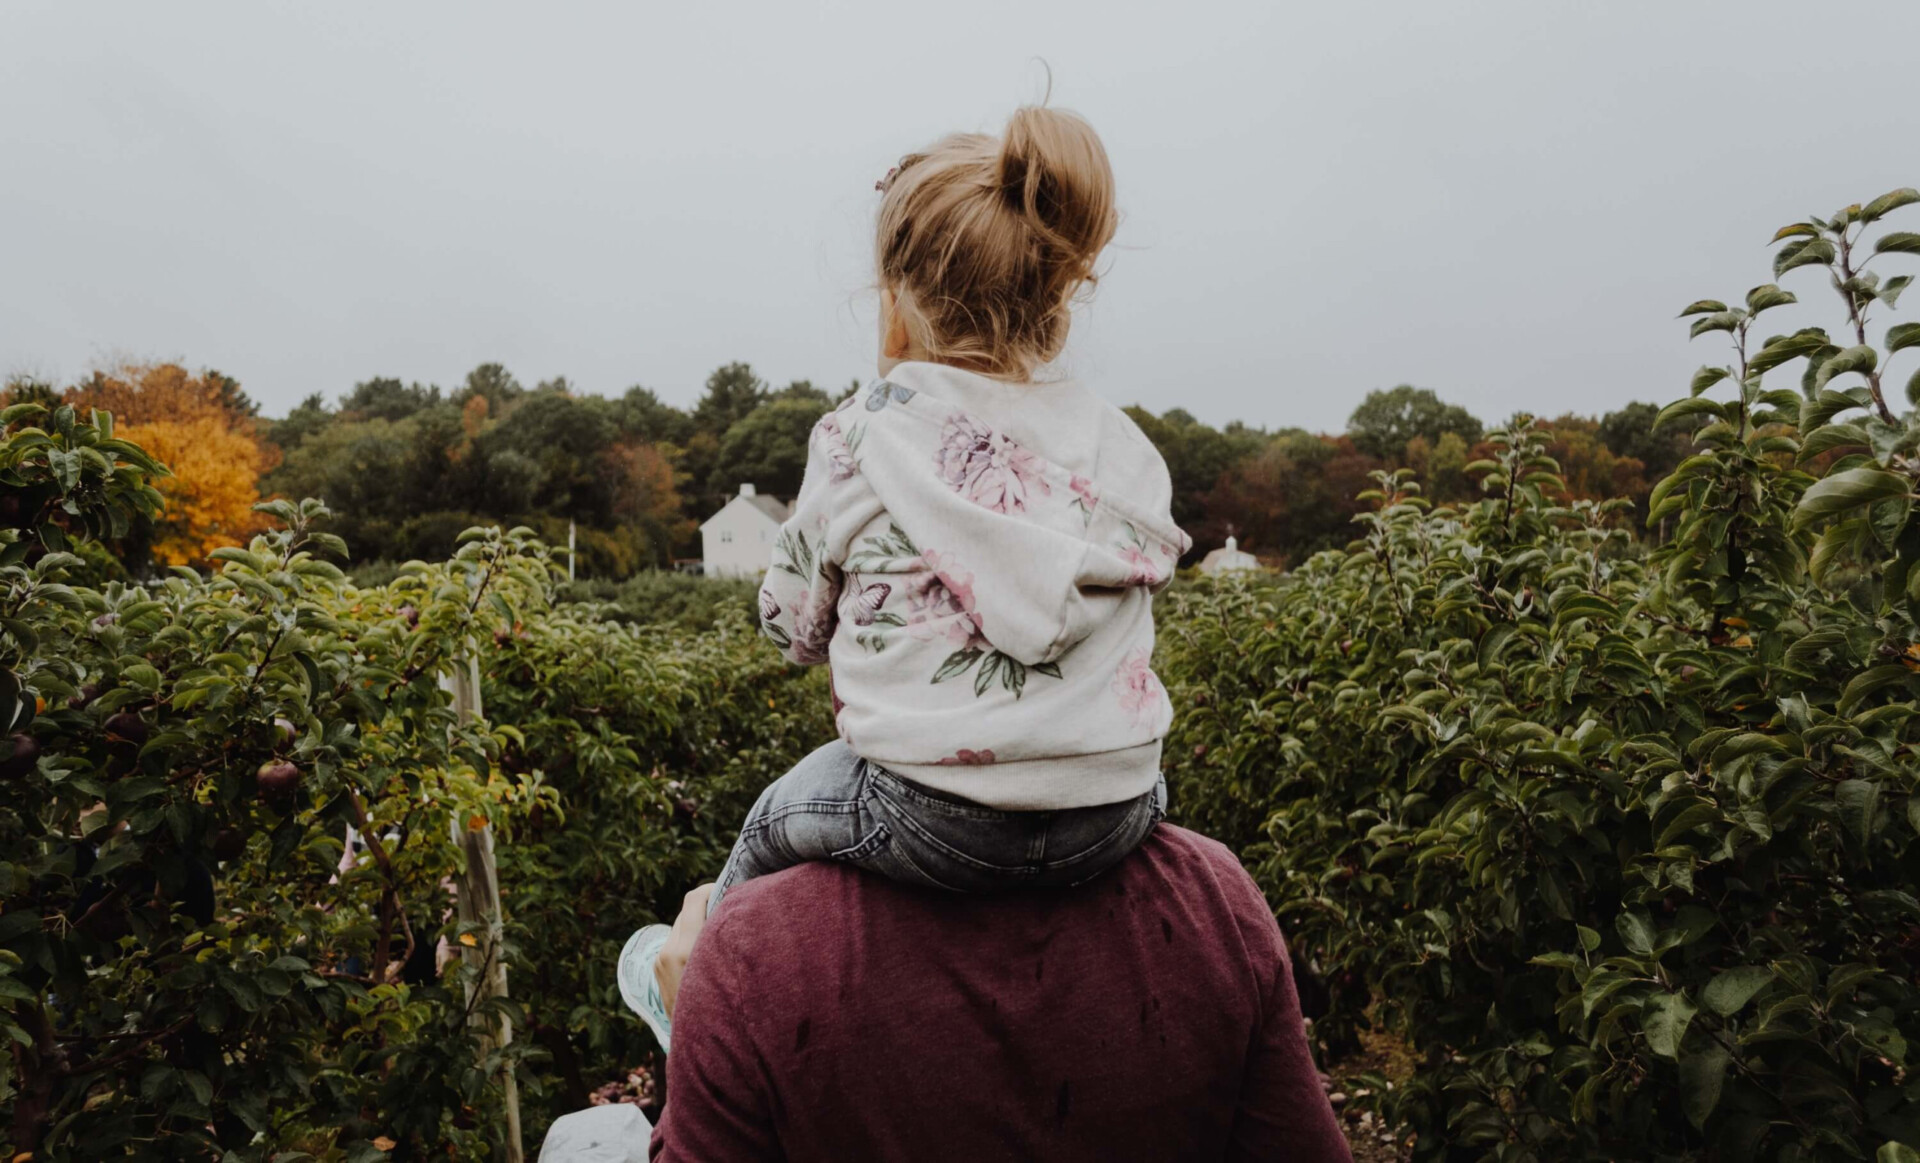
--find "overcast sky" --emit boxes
[5,1,1920,432]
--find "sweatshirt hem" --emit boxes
[882,742,1164,811]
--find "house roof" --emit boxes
[1198,546,1259,574]
[700,492,791,529]
[745,494,791,523]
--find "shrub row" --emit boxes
[1162,189,1920,1160]
[0,403,825,1158]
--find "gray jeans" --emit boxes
[709,740,1167,913]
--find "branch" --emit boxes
[62,1016,192,1077]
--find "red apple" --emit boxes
[257,760,302,801]
[1,733,39,779]
[103,712,148,744]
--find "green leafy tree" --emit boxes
[1124,406,1267,535]
[1346,384,1484,460]
[458,363,525,413]
[690,363,767,438]
[267,392,333,453]
[611,385,694,446]
[338,377,442,423]
[707,394,832,500]
[1599,400,1696,483]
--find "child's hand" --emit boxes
[656,882,715,1017]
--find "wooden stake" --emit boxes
[445,650,523,1161]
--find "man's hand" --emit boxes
[656,882,715,1018]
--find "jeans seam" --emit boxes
[1043,795,1160,873]
[878,828,965,892]
[882,804,1041,874]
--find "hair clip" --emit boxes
[874,166,899,193]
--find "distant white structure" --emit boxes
[699,483,791,579]
[1198,535,1260,577]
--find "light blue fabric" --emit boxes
[538,1103,651,1163]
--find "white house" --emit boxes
[1198,535,1260,577]
[700,483,791,578]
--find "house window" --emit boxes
[721,531,733,543]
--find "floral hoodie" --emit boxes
[757,361,1190,810]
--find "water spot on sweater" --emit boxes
[1035,959,1045,983]
[1139,1000,1149,1026]
[1161,917,1173,945]
[1152,995,1161,1012]
[1055,1081,1072,1121]
[794,1018,811,1052]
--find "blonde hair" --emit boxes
[876,105,1117,380]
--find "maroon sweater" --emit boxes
[650,825,1350,1162]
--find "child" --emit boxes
[620,103,1188,1050]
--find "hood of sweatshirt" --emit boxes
[841,361,1190,668]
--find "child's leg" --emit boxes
[620,739,870,1051]
[707,738,871,914]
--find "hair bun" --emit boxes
[997,106,1117,268]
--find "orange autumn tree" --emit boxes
[65,363,273,566]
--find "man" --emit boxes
[645,824,1350,1162]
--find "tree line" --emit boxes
[3,363,1695,576]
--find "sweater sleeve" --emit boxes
[1224,881,1352,1161]
[647,930,782,1162]
[756,409,874,666]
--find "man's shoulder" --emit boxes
[713,823,1259,926]
[1145,822,1246,871]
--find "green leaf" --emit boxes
[1880,1143,1920,1163]
[1690,366,1730,397]
[1888,322,1920,354]
[1813,344,1878,393]
[1642,990,1697,1059]
[1655,397,1725,430]
[1689,311,1742,339]
[1793,468,1912,532]
[1745,284,1796,314]
[1703,966,1772,1015]
[1801,387,1872,430]
[1863,188,1920,222]
[973,651,1005,698]
[1797,423,1870,463]
[1681,1041,1732,1129]
[929,648,982,685]
[1677,299,1728,317]
[1840,664,1912,715]
[1749,330,1830,376]
[1837,778,1881,843]
[1776,237,1836,277]
[1810,519,1866,587]
[1616,910,1657,957]
[1875,232,1920,257]
[1884,275,1913,308]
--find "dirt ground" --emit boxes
[1318,1026,1418,1162]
